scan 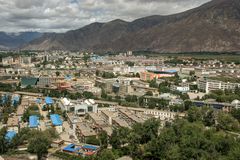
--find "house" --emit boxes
[21,77,38,88]
[29,115,39,129]
[75,123,96,143]
[7,116,19,133]
[45,97,54,105]
[59,99,98,116]
[50,114,63,133]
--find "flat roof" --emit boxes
[82,145,98,150]
[63,144,81,153]
[45,97,54,104]
[29,115,39,128]
[5,131,16,141]
[50,114,63,126]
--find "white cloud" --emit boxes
[0,0,210,32]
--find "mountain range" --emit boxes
[10,0,240,52]
[0,32,43,50]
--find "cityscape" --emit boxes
[0,0,240,160]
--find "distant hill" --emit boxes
[23,0,240,53]
[0,32,43,50]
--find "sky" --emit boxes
[0,0,211,33]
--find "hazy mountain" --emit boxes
[23,0,240,53]
[0,32,43,50]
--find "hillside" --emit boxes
[23,0,240,53]
[0,32,43,50]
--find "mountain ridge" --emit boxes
[23,0,240,53]
[0,32,43,50]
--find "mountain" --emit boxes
[0,32,43,50]
[23,0,240,53]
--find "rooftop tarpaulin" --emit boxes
[5,131,16,141]
[50,114,63,126]
[45,97,54,105]
[63,144,81,153]
[29,115,39,128]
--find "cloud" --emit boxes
[0,0,210,32]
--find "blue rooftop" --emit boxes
[45,97,54,105]
[82,145,98,150]
[5,131,16,141]
[63,144,81,153]
[50,114,63,126]
[166,70,177,73]
[29,115,39,128]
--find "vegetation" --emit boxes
[22,105,40,122]
[102,72,117,79]
[106,107,240,160]
[209,77,240,83]
[203,89,240,103]
[0,128,58,159]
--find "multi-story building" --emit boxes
[36,76,57,88]
[2,56,14,66]
[198,78,240,93]
[140,70,176,81]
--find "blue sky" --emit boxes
[0,0,210,32]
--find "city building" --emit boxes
[140,69,177,81]
[198,78,240,93]
[75,123,96,143]
[50,114,63,133]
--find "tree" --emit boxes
[83,91,94,99]
[184,100,193,110]
[230,108,240,122]
[98,149,115,160]
[136,73,140,78]
[149,78,158,88]
[110,127,130,149]
[187,106,202,122]
[86,136,100,145]
[132,118,161,144]
[228,145,240,160]
[145,91,153,96]
[28,134,50,160]
[83,54,90,65]
[101,89,108,99]
[99,130,108,149]
[0,127,8,154]
[216,112,240,132]
[55,71,61,77]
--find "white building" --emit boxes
[58,98,98,116]
[198,78,240,93]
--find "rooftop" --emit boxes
[29,115,39,128]
[5,131,16,141]
[45,97,54,104]
[50,114,63,126]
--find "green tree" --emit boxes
[110,127,130,149]
[86,136,100,145]
[0,127,8,154]
[99,130,108,149]
[145,91,153,96]
[28,134,50,160]
[216,112,240,132]
[83,91,94,99]
[98,149,115,160]
[231,108,240,122]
